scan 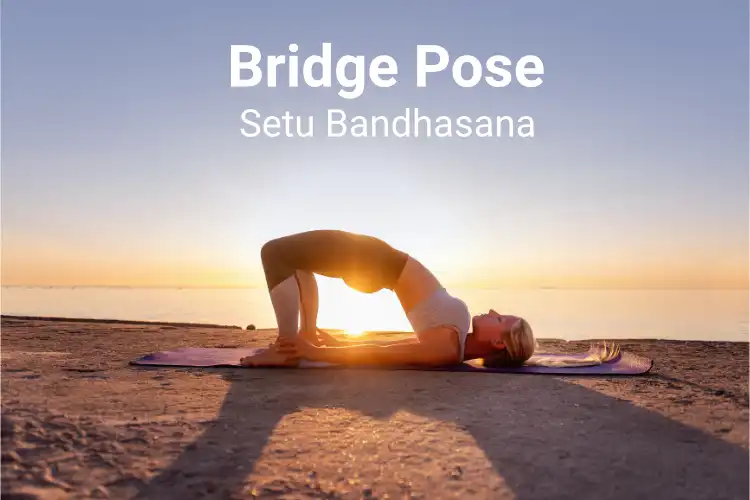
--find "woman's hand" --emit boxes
[276,336,320,360]
[298,328,346,347]
[314,329,347,346]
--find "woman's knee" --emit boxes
[261,238,293,290]
[260,237,286,264]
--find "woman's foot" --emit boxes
[240,344,298,367]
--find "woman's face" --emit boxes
[472,310,521,348]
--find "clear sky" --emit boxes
[2,0,748,289]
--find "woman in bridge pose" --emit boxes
[240,230,536,368]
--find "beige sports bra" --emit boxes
[406,287,471,361]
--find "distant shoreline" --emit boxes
[2,314,747,343]
[0,315,244,330]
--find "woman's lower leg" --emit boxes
[261,239,302,339]
[268,275,300,338]
[296,270,319,337]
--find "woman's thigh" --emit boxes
[261,230,409,293]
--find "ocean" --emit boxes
[1,285,747,342]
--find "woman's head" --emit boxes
[471,310,536,366]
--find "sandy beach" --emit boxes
[1,316,747,500]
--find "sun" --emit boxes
[339,318,371,337]
[328,299,374,336]
[315,277,411,336]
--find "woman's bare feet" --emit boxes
[239,344,298,367]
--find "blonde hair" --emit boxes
[529,342,621,368]
[484,317,537,367]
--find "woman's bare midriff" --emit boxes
[393,256,443,314]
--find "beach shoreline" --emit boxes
[2,317,748,499]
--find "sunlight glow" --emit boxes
[315,277,412,334]
[343,328,367,337]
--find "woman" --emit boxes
[240,230,536,368]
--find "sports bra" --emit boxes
[406,287,472,361]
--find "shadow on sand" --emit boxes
[136,368,748,499]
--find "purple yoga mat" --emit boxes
[131,346,653,375]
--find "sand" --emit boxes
[1,316,748,500]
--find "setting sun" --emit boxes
[315,277,412,335]
[342,327,366,337]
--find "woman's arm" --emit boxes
[337,338,419,347]
[318,331,419,347]
[310,342,457,366]
[312,329,417,347]
[282,326,461,367]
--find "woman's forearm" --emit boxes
[309,342,456,366]
[333,337,418,347]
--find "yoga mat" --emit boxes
[131,346,652,375]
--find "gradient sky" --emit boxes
[2,1,748,289]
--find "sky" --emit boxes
[2,0,748,290]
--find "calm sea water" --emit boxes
[1,286,747,342]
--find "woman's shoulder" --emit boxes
[415,324,464,363]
